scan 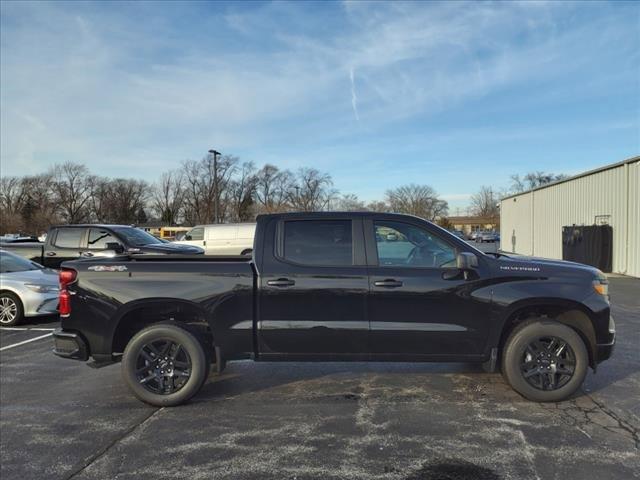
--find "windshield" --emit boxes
[113,227,162,247]
[0,250,43,273]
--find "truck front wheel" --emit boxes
[122,323,209,406]
[502,319,588,402]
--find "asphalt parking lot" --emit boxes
[1,276,638,480]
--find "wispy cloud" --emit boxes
[0,1,638,198]
[349,67,359,122]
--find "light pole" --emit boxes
[208,149,221,223]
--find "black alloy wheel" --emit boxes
[135,339,192,395]
[122,323,210,406]
[520,336,576,391]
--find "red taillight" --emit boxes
[59,269,77,317]
[59,269,77,288]
[59,289,71,317]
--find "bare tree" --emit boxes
[290,168,335,212]
[0,176,27,234]
[385,184,448,220]
[510,171,569,193]
[365,200,389,212]
[335,193,366,211]
[182,155,239,224]
[152,170,184,225]
[19,174,59,234]
[227,161,257,222]
[254,164,294,213]
[470,186,499,218]
[107,178,148,224]
[50,162,92,223]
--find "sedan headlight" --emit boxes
[24,283,59,294]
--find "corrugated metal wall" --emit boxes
[500,159,640,277]
[628,161,640,277]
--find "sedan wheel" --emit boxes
[0,293,23,326]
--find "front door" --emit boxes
[367,218,491,358]
[258,217,369,358]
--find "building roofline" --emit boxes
[500,154,640,201]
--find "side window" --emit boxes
[283,220,352,266]
[53,228,84,249]
[374,221,456,268]
[88,228,119,250]
[188,227,204,241]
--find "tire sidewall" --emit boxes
[0,292,23,327]
[122,324,208,407]
[502,320,588,402]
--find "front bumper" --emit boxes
[595,315,616,364]
[52,329,89,361]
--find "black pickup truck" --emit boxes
[1,224,203,268]
[53,212,615,406]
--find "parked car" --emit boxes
[0,235,39,243]
[53,212,614,406]
[0,250,59,326]
[174,223,256,255]
[450,230,466,240]
[476,231,499,243]
[0,224,204,269]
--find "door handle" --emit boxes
[267,278,295,287]
[374,279,403,288]
[80,252,94,257]
[45,252,56,257]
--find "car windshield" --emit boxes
[0,250,43,273]
[113,227,163,247]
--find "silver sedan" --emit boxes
[0,250,59,326]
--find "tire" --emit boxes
[0,292,23,327]
[240,249,252,256]
[502,319,588,402]
[122,323,210,406]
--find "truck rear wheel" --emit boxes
[122,323,209,406]
[502,319,588,402]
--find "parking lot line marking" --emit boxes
[0,327,56,332]
[0,333,53,351]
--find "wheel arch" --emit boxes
[497,299,598,369]
[110,298,212,355]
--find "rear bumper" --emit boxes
[52,329,89,361]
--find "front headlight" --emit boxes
[24,283,59,294]
[592,272,609,298]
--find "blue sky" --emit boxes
[1,1,638,211]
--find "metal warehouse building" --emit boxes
[500,155,640,278]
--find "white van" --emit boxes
[175,223,256,255]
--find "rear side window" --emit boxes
[283,220,352,266]
[53,228,84,248]
[87,228,118,250]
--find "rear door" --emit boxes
[258,217,369,357]
[45,228,87,268]
[366,218,491,358]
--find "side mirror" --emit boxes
[456,252,478,270]
[105,242,125,254]
[185,234,192,241]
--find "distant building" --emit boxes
[448,216,499,236]
[500,155,639,277]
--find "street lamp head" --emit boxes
[208,149,221,156]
